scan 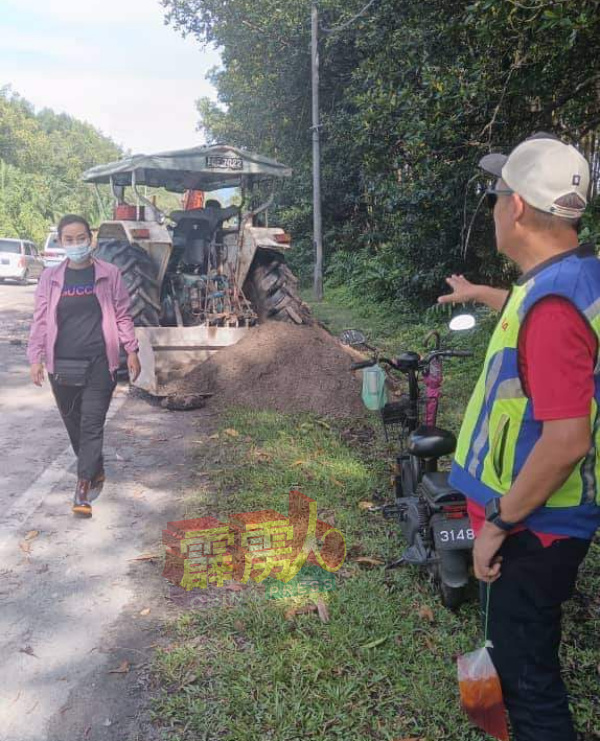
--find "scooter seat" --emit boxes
[421,472,464,504]
[408,426,456,459]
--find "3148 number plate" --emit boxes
[432,518,475,550]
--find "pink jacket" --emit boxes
[27,258,139,374]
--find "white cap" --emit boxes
[479,133,590,220]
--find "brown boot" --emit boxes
[89,469,105,501]
[73,479,93,518]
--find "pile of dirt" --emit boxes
[162,321,366,418]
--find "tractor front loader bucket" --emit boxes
[134,325,251,395]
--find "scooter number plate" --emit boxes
[432,519,475,550]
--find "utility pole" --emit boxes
[311,2,324,301]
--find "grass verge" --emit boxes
[151,286,600,741]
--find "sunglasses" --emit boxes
[485,187,514,210]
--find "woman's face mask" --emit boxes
[65,242,92,263]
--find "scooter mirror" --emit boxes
[339,329,366,346]
[449,314,476,332]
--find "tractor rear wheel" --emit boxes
[95,240,161,327]
[244,249,312,325]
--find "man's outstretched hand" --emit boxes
[438,275,509,312]
[438,274,480,305]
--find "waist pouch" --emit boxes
[53,358,92,387]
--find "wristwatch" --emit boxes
[485,497,518,532]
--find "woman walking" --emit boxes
[28,215,141,518]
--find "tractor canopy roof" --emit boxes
[82,144,292,192]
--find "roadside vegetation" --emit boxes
[0,88,121,244]
[163,0,600,309]
[151,288,600,741]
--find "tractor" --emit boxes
[83,144,311,394]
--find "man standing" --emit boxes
[443,134,599,740]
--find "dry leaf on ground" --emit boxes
[353,556,385,568]
[418,605,435,623]
[25,531,39,541]
[358,501,374,510]
[284,603,318,620]
[224,428,240,438]
[317,598,330,623]
[108,660,130,674]
[139,608,151,617]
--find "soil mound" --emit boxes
[163,321,365,418]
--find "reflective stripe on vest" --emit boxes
[449,249,600,539]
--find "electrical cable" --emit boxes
[320,0,379,34]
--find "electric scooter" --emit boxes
[341,316,475,608]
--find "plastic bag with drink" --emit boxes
[457,643,509,740]
[457,584,509,740]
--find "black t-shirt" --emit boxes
[54,265,106,359]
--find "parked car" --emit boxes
[0,238,45,284]
[42,229,66,268]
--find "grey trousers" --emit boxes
[49,355,117,481]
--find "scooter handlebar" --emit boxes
[442,350,473,358]
[350,351,471,373]
[350,360,377,371]
[424,349,473,363]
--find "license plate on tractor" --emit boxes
[432,518,475,551]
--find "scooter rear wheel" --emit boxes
[439,581,466,610]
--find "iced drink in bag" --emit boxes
[457,645,509,741]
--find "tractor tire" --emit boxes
[244,249,313,325]
[95,240,161,327]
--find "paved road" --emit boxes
[0,281,77,507]
[0,278,203,741]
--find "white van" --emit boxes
[42,229,66,268]
[0,238,45,284]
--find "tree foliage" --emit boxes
[0,88,121,245]
[163,0,600,305]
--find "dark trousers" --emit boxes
[481,531,590,741]
[50,355,117,481]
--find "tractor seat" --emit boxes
[408,426,456,459]
[420,472,464,504]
